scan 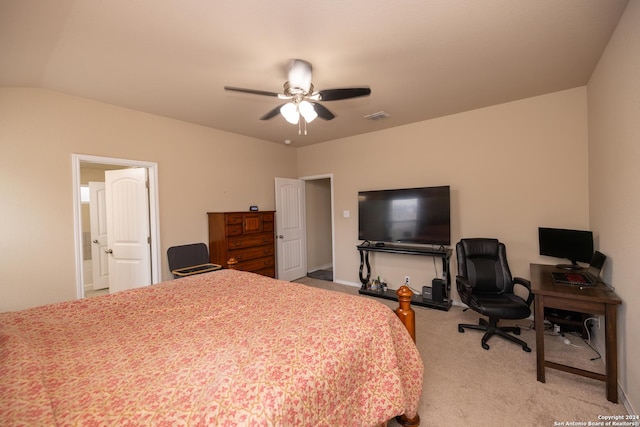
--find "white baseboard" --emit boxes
[335,279,360,288]
[308,263,333,273]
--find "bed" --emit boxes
[0,269,423,426]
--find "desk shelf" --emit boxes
[544,310,590,338]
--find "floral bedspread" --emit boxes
[0,269,423,426]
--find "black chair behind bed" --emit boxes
[167,243,221,278]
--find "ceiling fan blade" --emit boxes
[224,86,280,97]
[318,87,371,101]
[260,104,286,120]
[312,103,335,120]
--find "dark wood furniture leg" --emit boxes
[535,294,546,383]
[605,303,618,403]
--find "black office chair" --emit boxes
[456,238,533,352]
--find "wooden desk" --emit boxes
[530,263,622,403]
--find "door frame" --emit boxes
[300,173,335,280]
[72,154,161,299]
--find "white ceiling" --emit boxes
[0,0,629,147]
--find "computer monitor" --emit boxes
[538,227,594,270]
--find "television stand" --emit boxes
[356,244,453,311]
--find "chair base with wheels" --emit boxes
[458,317,531,352]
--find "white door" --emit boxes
[89,181,109,290]
[105,168,152,293]
[275,177,307,281]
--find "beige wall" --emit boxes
[297,87,590,290]
[0,88,297,311]
[588,0,639,414]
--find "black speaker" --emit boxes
[432,278,445,302]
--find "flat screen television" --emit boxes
[538,227,594,270]
[358,186,450,246]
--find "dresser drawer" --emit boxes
[254,266,276,278]
[229,245,274,262]
[228,233,274,250]
[236,256,275,272]
[226,224,242,236]
[225,213,243,225]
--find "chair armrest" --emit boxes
[456,275,473,304]
[513,277,534,306]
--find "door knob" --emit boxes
[105,249,113,254]
[92,239,99,244]
[278,235,284,239]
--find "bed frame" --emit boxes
[228,257,421,426]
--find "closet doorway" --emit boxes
[303,175,334,281]
[72,154,161,299]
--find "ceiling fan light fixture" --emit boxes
[280,102,299,124]
[298,100,317,123]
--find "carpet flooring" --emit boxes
[307,268,333,281]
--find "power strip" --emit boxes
[553,324,571,344]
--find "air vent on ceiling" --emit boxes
[364,111,390,121]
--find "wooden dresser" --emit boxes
[207,211,276,278]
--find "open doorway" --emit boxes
[303,175,334,281]
[72,154,162,299]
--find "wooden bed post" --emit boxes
[393,285,420,427]
[395,285,416,343]
[227,257,238,269]
[396,413,421,427]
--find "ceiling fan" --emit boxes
[224,59,371,134]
